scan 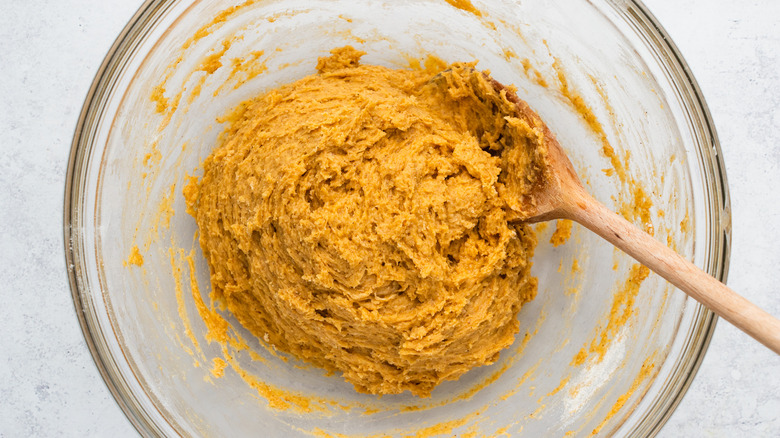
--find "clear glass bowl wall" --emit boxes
[65,0,730,436]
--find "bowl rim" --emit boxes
[63,0,730,436]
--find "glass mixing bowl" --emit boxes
[65,0,730,436]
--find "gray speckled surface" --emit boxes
[1,0,778,436]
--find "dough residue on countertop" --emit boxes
[184,46,550,397]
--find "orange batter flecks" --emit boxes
[521,58,549,88]
[571,263,650,366]
[589,355,656,436]
[125,245,144,267]
[550,219,573,247]
[444,0,484,17]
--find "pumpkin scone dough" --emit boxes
[185,46,550,397]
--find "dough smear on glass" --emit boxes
[185,46,550,397]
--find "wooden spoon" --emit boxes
[486,75,780,355]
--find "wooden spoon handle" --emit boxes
[565,194,780,355]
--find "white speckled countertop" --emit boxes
[1,0,778,436]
